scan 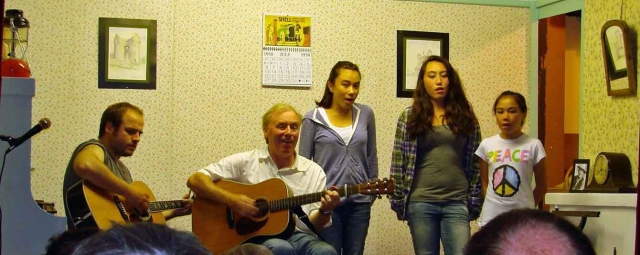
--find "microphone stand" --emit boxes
[0,142,21,253]
[0,149,9,253]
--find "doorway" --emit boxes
[538,10,582,189]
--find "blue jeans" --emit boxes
[319,202,371,255]
[256,231,337,255]
[407,201,470,255]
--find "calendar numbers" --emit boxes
[262,46,312,86]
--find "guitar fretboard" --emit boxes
[149,200,185,212]
[268,184,360,212]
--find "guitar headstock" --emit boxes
[356,178,394,198]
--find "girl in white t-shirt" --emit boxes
[475,91,547,226]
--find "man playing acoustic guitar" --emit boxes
[188,103,341,255]
[62,102,192,229]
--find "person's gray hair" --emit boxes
[463,209,595,255]
[71,222,211,255]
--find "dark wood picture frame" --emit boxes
[98,18,157,90]
[396,30,449,98]
[601,19,637,96]
[570,159,590,192]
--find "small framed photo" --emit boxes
[570,159,590,192]
[98,17,157,90]
[396,30,449,98]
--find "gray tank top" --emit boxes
[409,125,468,202]
[62,139,133,228]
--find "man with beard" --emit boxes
[62,102,190,229]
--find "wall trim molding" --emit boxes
[536,0,563,8]
[398,0,532,8]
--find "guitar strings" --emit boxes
[249,181,392,212]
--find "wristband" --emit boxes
[318,208,332,215]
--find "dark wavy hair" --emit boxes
[315,61,360,108]
[407,55,477,138]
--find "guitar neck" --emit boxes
[268,185,358,212]
[149,200,185,212]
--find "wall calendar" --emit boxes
[262,13,312,87]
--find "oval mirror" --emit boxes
[601,19,637,96]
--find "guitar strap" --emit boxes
[291,205,322,238]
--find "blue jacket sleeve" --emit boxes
[299,117,315,160]
[366,108,378,180]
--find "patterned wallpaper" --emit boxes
[582,0,640,186]
[7,0,529,254]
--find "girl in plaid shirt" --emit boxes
[390,55,482,255]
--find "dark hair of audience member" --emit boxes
[45,228,100,255]
[463,208,595,255]
[71,222,211,255]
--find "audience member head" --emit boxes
[71,222,211,255]
[463,208,596,255]
[316,61,361,108]
[45,228,100,255]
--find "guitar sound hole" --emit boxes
[255,199,269,218]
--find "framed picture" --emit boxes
[98,18,157,90]
[396,30,449,98]
[570,159,590,192]
[601,19,637,96]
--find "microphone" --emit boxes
[5,118,51,152]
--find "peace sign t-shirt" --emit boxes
[475,134,546,226]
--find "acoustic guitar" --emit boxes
[65,180,188,230]
[192,178,393,254]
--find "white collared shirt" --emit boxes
[197,147,330,234]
